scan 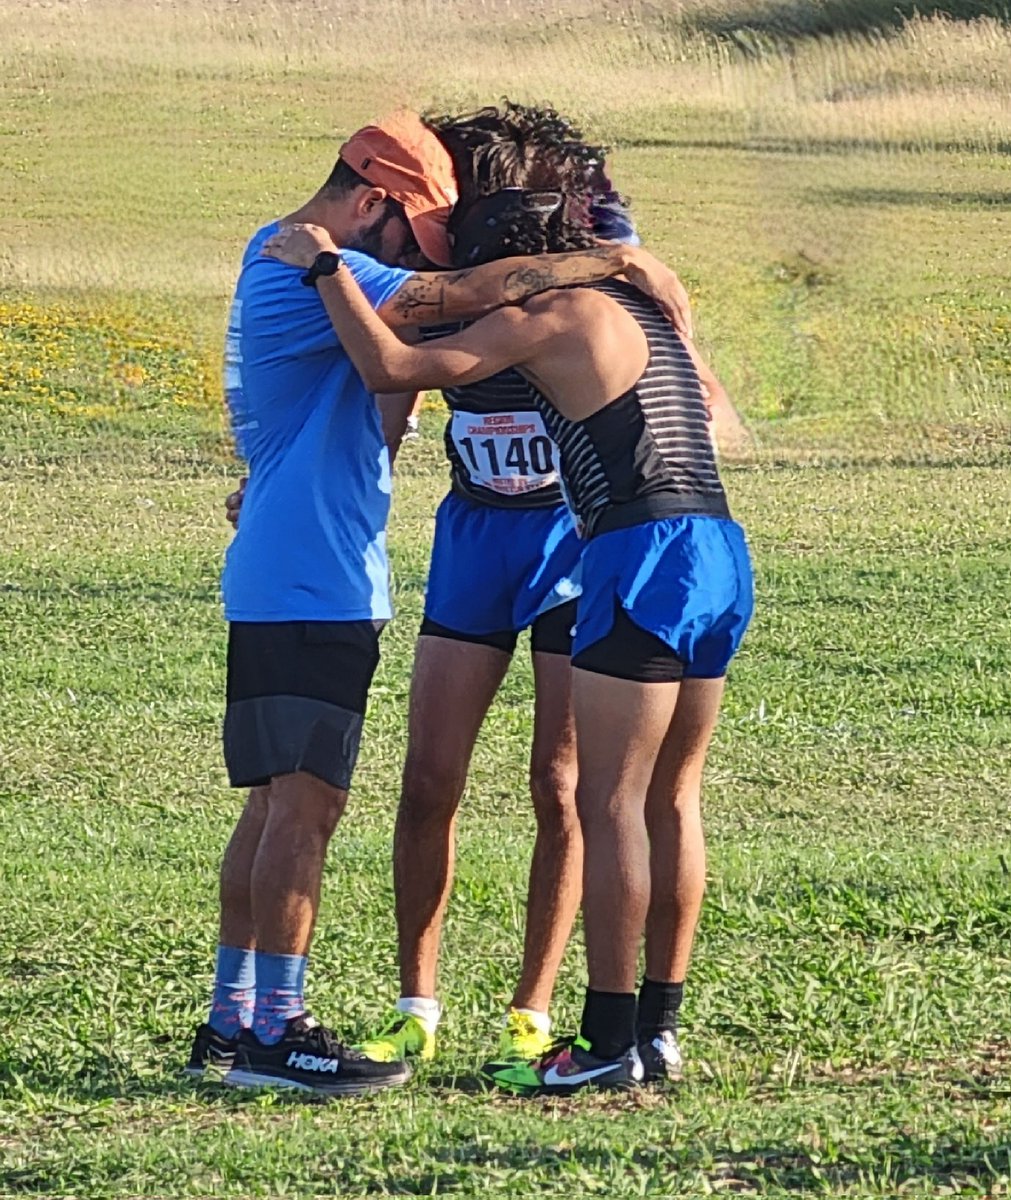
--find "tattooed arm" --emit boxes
[260,228,548,393]
[380,246,690,333]
[263,223,692,336]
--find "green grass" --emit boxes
[3,450,1010,1197]
[2,2,1010,1195]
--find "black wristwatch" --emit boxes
[301,250,343,289]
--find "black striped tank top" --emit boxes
[419,324,564,509]
[533,280,730,539]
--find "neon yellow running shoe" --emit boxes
[479,1009,554,1086]
[357,1011,437,1062]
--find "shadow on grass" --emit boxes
[812,186,1011,208]
[616,134,1011,157]
[5,1050,1009,1195]
[686,0,1008,39]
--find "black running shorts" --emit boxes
[419,598,577,656]
[223,621,382,791]
[572,603,686,684]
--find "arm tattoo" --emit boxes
[389,285,446,321]
[388,248,615,324]
[390,269,477,322]
[502,248,612,303]
[501,265,559,299]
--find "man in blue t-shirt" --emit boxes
[187,111,695,1097]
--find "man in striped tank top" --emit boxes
[263,182,754,1094]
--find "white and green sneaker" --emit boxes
[483,1034,645,1096]
[358,1011,437,1063]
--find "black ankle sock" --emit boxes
[636,977,684,1040]
[579,988,636,1060]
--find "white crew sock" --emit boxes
[506,1007,551,1035]
[396,996,442,1027]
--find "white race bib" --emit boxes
[450,410,558,497]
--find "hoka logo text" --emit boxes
[287,1052,340,1073]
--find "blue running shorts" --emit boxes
[572,515,754,682]
[422,494,582,653]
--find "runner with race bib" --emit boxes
[419,334,583,647]
[356,108,643,1079]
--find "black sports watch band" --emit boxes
[301,250,343,289]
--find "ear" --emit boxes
[356,186,389,218]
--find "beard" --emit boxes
[343,201,413,264]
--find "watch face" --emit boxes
[316,251,341,276]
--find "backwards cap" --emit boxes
[340,110,458,267]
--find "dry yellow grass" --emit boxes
[2,2,1008,297]
[2,1,1007,140]
[0,0,1007,460]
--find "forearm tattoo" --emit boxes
[388,270,475,322]
[502,248,613,303]
[390,247,615,323]
[501,265,560,299]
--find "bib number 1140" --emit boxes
[450,410,558,496]
[457,433,553,477]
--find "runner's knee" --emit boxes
[576,782,633,828]
[400,751,466,824]
[648,772,704,817]
[671,780,703,815]
[268,772,347,840]
[529,759,578,831]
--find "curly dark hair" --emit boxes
[426,100,611,265]
[427,100,607,210]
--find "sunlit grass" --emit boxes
[1,2,1010,1196]
[2,2,1008,464]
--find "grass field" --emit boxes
[1,1,1010,1196]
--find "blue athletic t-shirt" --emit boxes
[222,223,411,622]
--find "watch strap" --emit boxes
[301,250,343,289]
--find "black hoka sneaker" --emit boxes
[638,1029,683,1082]
[183,1022,239,1077]
[223,1014,411,1096]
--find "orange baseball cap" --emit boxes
[340,110,458,267]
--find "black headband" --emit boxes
[450,188,564,266]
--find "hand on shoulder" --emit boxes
[262,224,338,269]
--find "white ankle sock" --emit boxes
[396,996,442,1026]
